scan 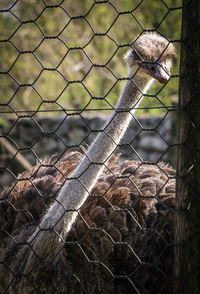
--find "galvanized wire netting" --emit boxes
[0,0,194,293]
[0,0,181,187]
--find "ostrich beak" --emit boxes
[155,63,170,84]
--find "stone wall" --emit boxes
[0,114,175,189]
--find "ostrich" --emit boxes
[0,32,176,293]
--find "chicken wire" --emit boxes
[0,0,197,293]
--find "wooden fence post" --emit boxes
[175,0,200,293]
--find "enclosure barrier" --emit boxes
[0,0,198,293]
[175,0,200,293]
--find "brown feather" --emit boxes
[0,151,175,293]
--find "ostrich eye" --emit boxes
[151,65,156,72]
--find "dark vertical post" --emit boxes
[175,0,200,293]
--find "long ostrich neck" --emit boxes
[29,72,153,258]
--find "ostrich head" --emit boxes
[125,32,176,84]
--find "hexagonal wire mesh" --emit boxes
[1,0,197,293]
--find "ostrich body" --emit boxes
[0,33,176,293]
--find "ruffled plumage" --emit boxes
[0,151,175,293]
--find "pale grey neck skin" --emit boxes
[24,64,154,265]
[16,69,155,291]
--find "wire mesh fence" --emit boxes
[1,0,198,293]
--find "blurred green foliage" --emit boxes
[0,0,181,117]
